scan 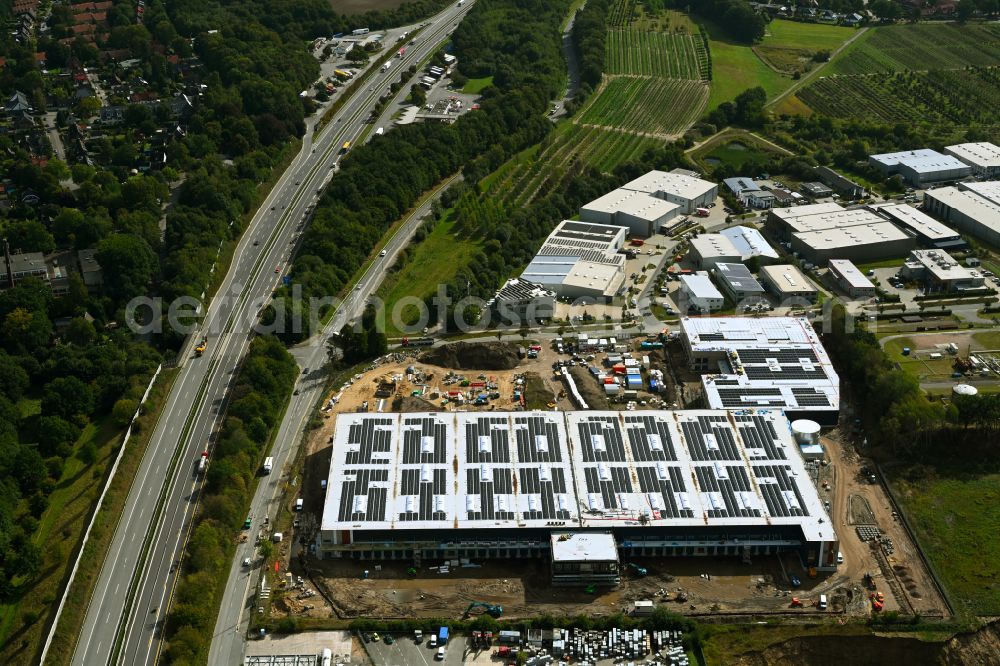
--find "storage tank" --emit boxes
[953,383,978,398]
[791,419,822,446]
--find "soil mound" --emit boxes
[419,342,521,371]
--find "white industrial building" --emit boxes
[869,202,966,250]
[620,170,718,214]
[317,410,840,571]
[899,249,986,293]
[720,225,780,264]
[766,203,916,263]
[759,264,819,302]
[579,188,680,238]
[521,221,627,300]
[681,316,841,426]
[868,148,972,186]
[688,234,742,269]
[923,185,1000,248]
[827,259,876,299]
[713,262,766,302]
[944,142,1000,179]
[679,272,724,311]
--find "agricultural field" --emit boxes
[798,66,1000,125]
[485,123,662,208]
[606,30,708,80]
[706,34,795,109]
[828,23,1000,75]
[579,77,709,136]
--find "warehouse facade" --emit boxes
[520,221,627,300]
[759,264,818,302]
[579,188,680,238]
[317,410,840,572]
[944,141,1000,179]
[827,259,876,299]
[766,202,916,263]
[869,202,967,251]
[620,169,718,214]
[923,185,1000,248]
[688,234,742,269]
[869,148,973,186]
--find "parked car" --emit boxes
[790,575,801,587]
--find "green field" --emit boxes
[753,19,854,74]
[579,76,708,135]
[706,37,794,109]
[462,76,493,94]
[378,214,482,335]
[893,471,1000,616]
[606,30,708,80]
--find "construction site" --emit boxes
[260,334,950,626]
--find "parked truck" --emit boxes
[438,626,449,645]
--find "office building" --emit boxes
[723,177,775,209]
[827,259,876,298]
[899,249,986,293]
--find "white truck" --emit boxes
[380,60,392,72]
[263,456,274,474]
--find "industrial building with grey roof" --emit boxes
[317,409,840,571]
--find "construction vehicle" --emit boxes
[493,646,513,658]
[195,336,208,357]
[625,563,648,577]
[400,336,434,347]
[471,631,481,648]
[863,572,876,590]
[463,601,503,618]
[790,597,803,608]
[483,631,493,646]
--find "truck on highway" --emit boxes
[352,28,370,35]
[375,127,384,136]
[196,451,209,474]
[263,456,274,474]
[380,60,392,72]
[397,47,406,58]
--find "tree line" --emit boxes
[162,336,298,663]
[667,0,766,43]
[572,0,610,97]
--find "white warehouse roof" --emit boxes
[945,142,1000,169]
[581,188,680,222]
[680,273,724,299]
[622,169,717,201]
[792,220,912,251]
[828,259,875,290]
[869,203,961,242]
[720,225,780,261]
[870,148,969,174]
[690,233,741,259]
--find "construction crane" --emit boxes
[462,602,503,618]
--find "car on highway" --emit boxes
[253,239,259,246]
[274,265,281,273]
[242,557,251,568]
[379,249,387,257]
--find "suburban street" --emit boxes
[68,3,474,665]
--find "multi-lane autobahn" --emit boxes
[69,3,473,665]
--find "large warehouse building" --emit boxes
[688,234,742,269]
[759,264,819,302]
[720,225,780,264]
[766,203,916,263]
[922,184,1000,248]
[620,169,719,214]
[900,249,986,293]
[317,409,840,574]
[869,148,973,186]
[944,141,1000,179]
[579,188,680,238]
[680,316,840,426]
[869,202,966,250]
[520,221,627,300]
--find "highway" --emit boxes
[69,3,474,665]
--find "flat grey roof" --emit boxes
[580,188,679,221]
[870,203,960,241]
[828,259,875,290]
[792,221,913,250]
[715,262,765,293]
[760,264,818,294]
[945,142,1000,169]
[927,186,1000,234]
[621,170,717,201]
[871,148,970,174]
[690,234,741,259]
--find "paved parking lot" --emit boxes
[364,635,470,666]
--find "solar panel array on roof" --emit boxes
[345,417,393,465]
[698,333,726,341]
[735,414,786,460]
[337,469,389,522]
[635,464,695,519]
[737,349,818,364]
[754,465,809,517]
[716,387,787,408]
[583,464,634,511]
[625,415,678,461]
[518,466,572,521]
[682,415,741,461]
[515,415,564,463]
[402,417,447,464]
[745,365,827,381]
[695,465,761,518]
[465,416,512,463]
[791,388,832,407]
[577,416,628,462]
[399,467,448,522]
[465,467,516,521]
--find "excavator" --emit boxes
[625,563,648,577]
[463,601,503,619]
